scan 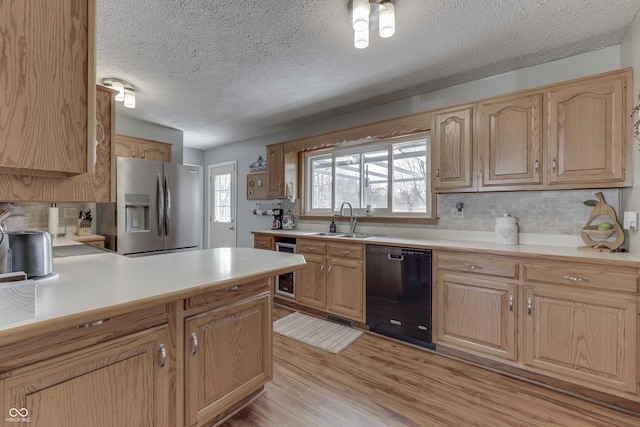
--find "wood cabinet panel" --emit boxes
[0,0,96,177]
[547,72,630,186]
[522,261,638,293]
[115,134,172,162]
[327,257,364,321]
[522,285,637,394]
[296,253,327,309]
[432,105,475,192]
[185,291,271,427]
[253,234,275,251]
[435,252,518,279]
[436,272,517,361]
[266,145,298,199]
[479,92,543,188]
[2,326,171,427]
[296,239,327,256]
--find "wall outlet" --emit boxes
[451,207,464,219]
[64,208,77,219]
[623,211,638,230]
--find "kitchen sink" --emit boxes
[305,232,346,237]
[305,232,382,240]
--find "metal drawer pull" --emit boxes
[509,295,513,312]
[328,265,333,276]
[76,317,112,329]
[534,159,539,174]
[465,264,483,270]
[339,249,350,254]
[320,264,325,276]
[563,275,590,283]
[225,285,241,291]
[159,343,167,368]
[305,246,316,251]
[527,298,532,315]
[436,168,440,179]
[191,332,198,355]
[552,159,557,173]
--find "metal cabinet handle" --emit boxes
[339,249,350,254]
[141,150,145,159]
[552,159,557,173]
[225,285,241,291]
[328,265,333,277]
[320,264,325,276]
[436,168,440,179]
[132,150,136,157]
[76,317,112,329]
[305,246,316,251]
[191,332,198,355]
[509,295,513,312]
[534,160,539,174]
[563,275,590,283]
[527,298,533,315]
[465,264,483,271]
[159,343,167,368]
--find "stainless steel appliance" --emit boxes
[7,230,54,279]
[366,245,433,349]
[275,239,296,298]
[97,157,202,256]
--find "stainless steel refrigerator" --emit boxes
[97,157,202,256]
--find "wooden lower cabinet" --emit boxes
[436,273,517,361]
[253,234,275,251]
[184,291,272,427]
[296,240,365,322]
[522,284,637,394]
[1,326,170,427]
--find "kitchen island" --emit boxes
[0,248,306,427]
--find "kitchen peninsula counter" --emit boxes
[0,248,306,427]
[0,247,306,335]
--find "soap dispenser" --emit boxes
[329,219,336,233]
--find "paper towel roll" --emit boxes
[48,205,59,236]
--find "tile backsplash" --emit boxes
[0,202,95,231]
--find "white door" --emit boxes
[208,162,237,248]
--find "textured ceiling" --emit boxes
[96,0,640,150]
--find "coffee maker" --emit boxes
[271,208,282,230]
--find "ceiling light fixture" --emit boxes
[101,78,136,108]
[349,0,395,49]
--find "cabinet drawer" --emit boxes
[0,304,168,373]
[296,239,327,256]
[254,235,275,251]
[328,243,364,260]
[185,279,270,311]
[435,252,518,279]
[523,261,638,293]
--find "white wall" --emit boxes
[116,115,184,164]
[621,11,640,256]
[183,147,204,166]
[205,46,626,248]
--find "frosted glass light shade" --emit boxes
[123,85,135,108]
[354,28,369,49]
[379,2,395,38]
[352,0,370,32]
[111,81,125,101]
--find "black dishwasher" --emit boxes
[366,245,433,349]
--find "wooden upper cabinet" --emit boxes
[547,70,631,187]
[479,92,543,188]
[266,144,298,199]
[432,105,475,192]
[115,134,172,162]
[0,0,96,177]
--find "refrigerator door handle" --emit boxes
[164,173,171,236]
[157,173,164,236]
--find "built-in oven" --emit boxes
[275,239,296,298]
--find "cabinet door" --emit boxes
[522,285,637,394]
[1,326,170,427]
[253,234,275,251]
[296,254,327,309]
[0,0,95,177]
[432,106,475,192]
[139,140,172,162]
[115,135,138,158]
[267,145,285,198]
[327,257,364,322]
[479,93,543,188]
[547,72,630,186]
[436,273,517,361]
[185,292,272,427]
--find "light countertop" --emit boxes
[253,229,640,266]
[0,248,306,334]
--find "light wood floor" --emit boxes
[222,307,640,426]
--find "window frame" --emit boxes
[301,133,436,222]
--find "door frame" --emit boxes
[206,161,237,249]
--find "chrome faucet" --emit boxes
[339,201,357,233]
